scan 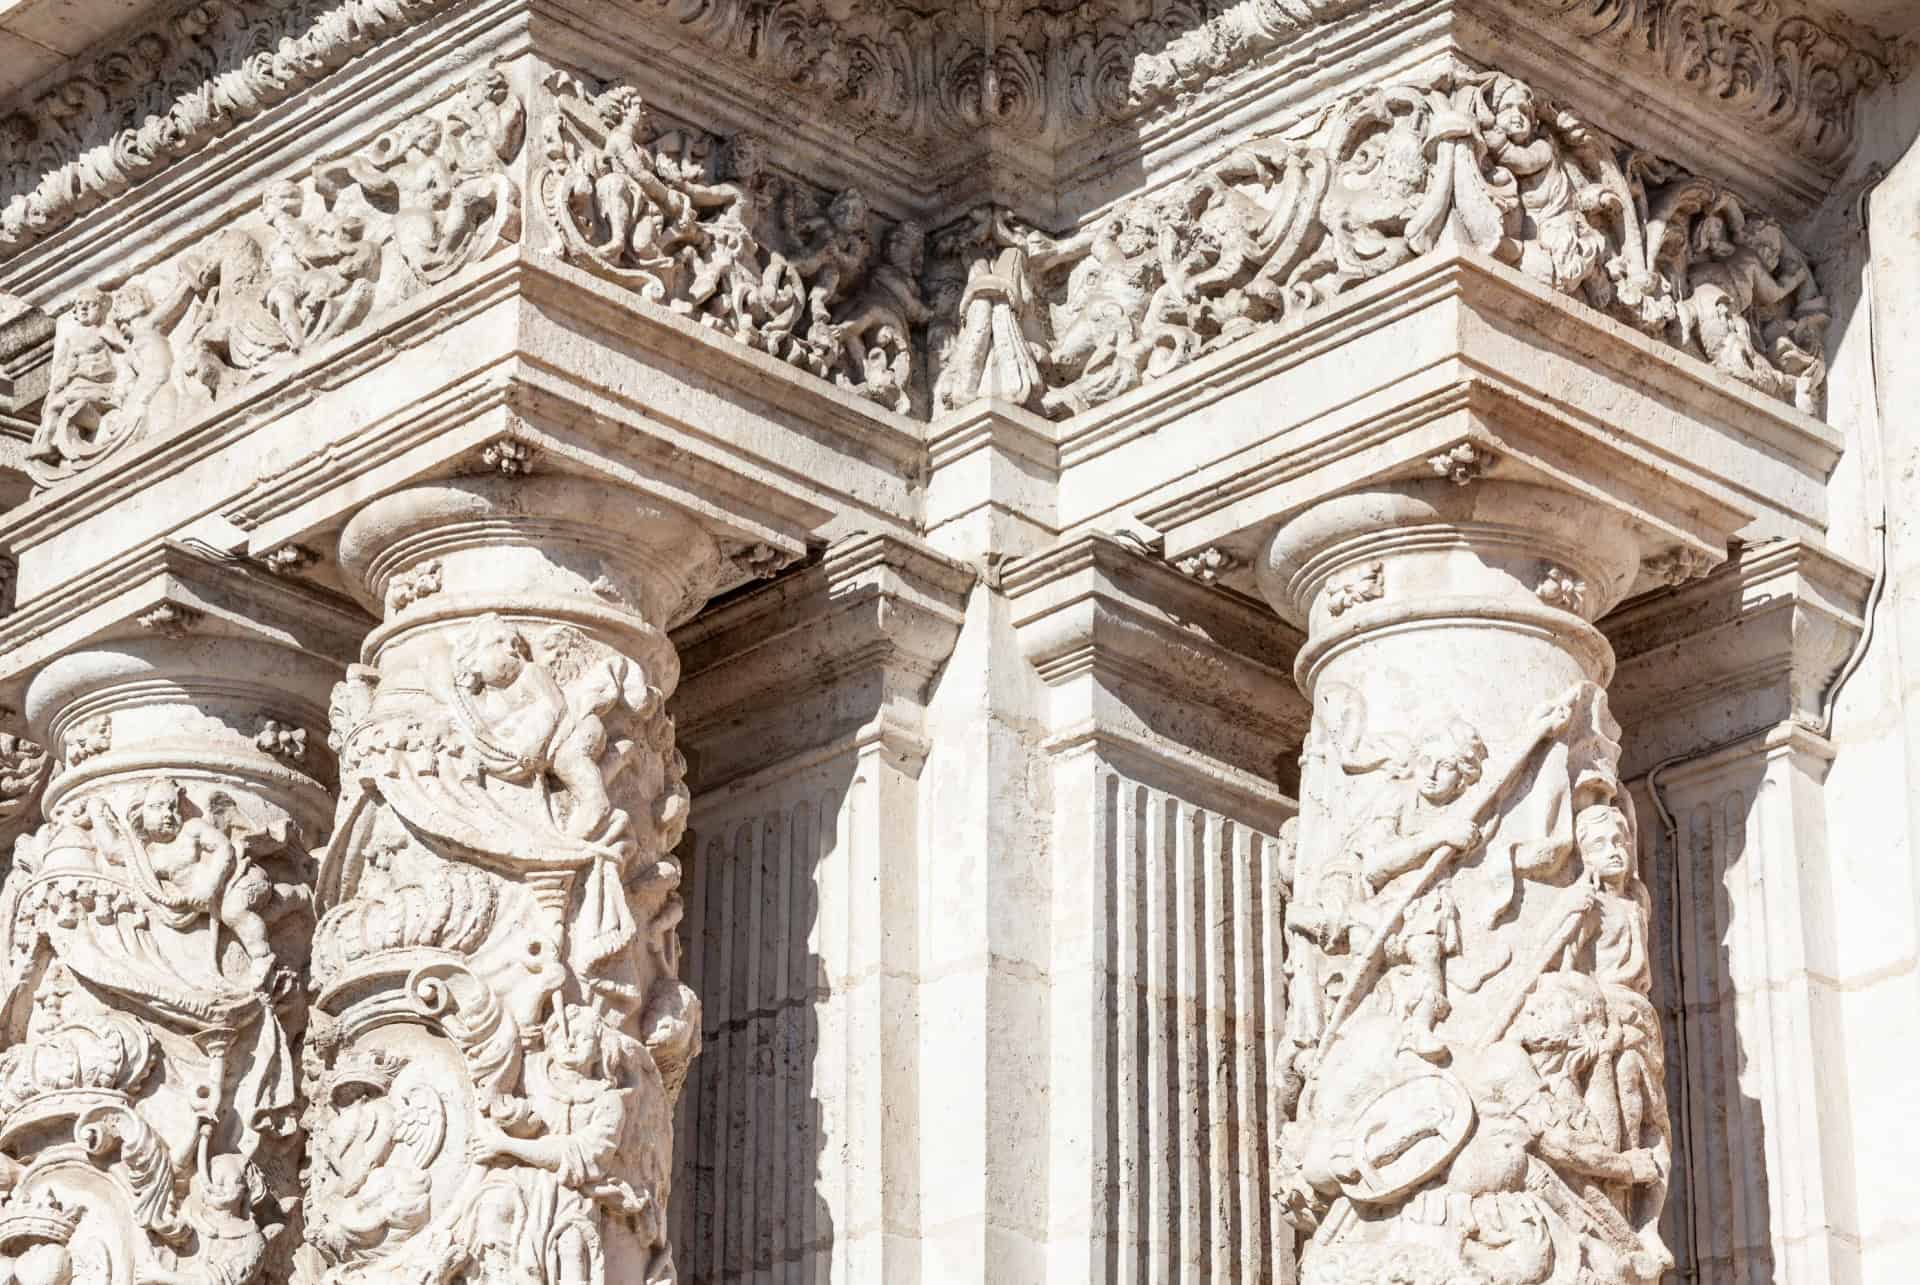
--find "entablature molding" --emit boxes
[669,531,975,788]
[1602,536,1872,774]
[0,51,1858,537]
[1,0,1906,267]
[1005,530,1310,789]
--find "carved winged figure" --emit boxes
[91,778,277,983]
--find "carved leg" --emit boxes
[1261,479,1674,1285]
[306,475,723,1285]
[0,637,335,1285]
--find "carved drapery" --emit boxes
[0,637,335,1285]
[303,476,722,1285]
[1260,481,1673,1285]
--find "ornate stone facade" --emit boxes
[0,0,1915,1280]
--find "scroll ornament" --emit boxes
[27,68,524,489]
[928,67,1831,420]
[301,614,699,1285]
[536,72,928,415]
[0,778,315,1285]
[1274,682,1671,1285]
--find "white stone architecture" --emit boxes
[0,0,1916,1277]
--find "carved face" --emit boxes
[110,285,150,326]
[141,783,184,838]
[1412,744,1467,805]
[454,616,529,691]
[1495,83,1536,141]
[1576,805,1632,881]
[68,292,106,326]
[262,180,304,223]
[546,1005,601,1074]
[203,1154,252,1215]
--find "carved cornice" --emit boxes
[1509,0,1910,167]
[1603,537,1873,772]
[0,0,457,255]
[670,532,975,786]
[0,0,1905,263]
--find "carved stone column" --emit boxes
[1261,479,1673,1285]
[0,635,336,1285]
[305,475,723,1285]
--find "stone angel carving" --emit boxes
[317,67,525,300]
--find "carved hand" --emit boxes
[1436,817,1481,854]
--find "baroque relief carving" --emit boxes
[929,66,1832,420]
[302,478,722,1285]
[0,0,456,255]
[537,72,927,414]
[0,0,1897,261]
[1277,684,1670,1285]
[27,68,523,488]
[0,641,332,1285]
[1520,0,1905,166]
[1265,483,1673,1285]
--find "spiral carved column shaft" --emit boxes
[303,476,723,1285]
[1261,480,1673,1285]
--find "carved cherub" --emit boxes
[1479,77,1608,294]
[327,74,518,291]
[108,278,197,436]
[308,1056,440,1259]
[781,185,876,344]
[258,180,375,352]
[101,779,276,981]
[33,287,126,463]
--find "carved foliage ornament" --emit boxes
[0,0,455,255]
[1276,683,1671,1285]
[928,66,1832,420]
[27,67,524,488]
[0,0,1899,258]
[305,614,698,1284]
[538,71,927,414]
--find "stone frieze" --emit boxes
[0,0,1905,262]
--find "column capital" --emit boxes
[1260,478,1641,692]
